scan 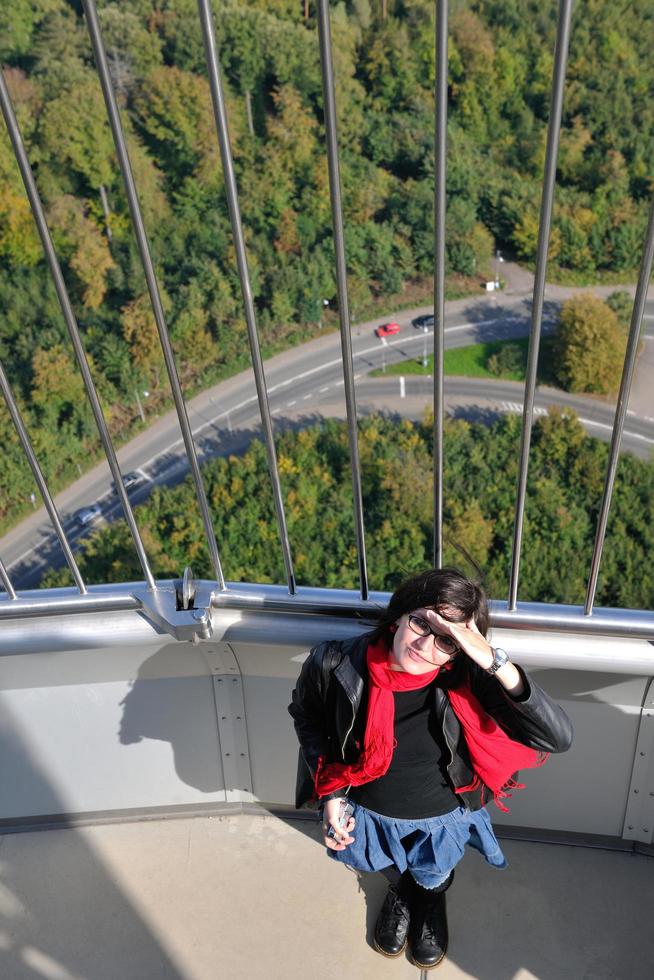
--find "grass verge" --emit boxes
[371,337,558,385]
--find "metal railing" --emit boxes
[1,1,653,641]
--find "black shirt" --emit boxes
[349,681,460,819]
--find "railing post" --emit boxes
[507,0,574,611]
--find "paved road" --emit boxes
[3,289,653,588]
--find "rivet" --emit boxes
[640,752,646,757]
[644,829,650,833]
[634,789,639,794]
[649,792,654,797]
[236,715,241,720]
[225,752,230,756]
[232,678,237,683]
[627,825,634,830]
[217,678,222,682]
[240,752,246,757]
[221,716,227,720]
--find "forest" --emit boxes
[1,1,653,546]
[42,410,654,609]
[0,0,654,604]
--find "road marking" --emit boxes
[7,301,653,572]
[287,400,297,407]
[319,386,329,393]
[302,394,312,400]
[577,420,654,444]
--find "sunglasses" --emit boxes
[406,614,459,655]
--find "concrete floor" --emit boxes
[0,814,651,980]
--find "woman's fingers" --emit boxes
[321,798,355,849]
[323,826,354,850]
[322,817,355,850]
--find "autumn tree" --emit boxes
[554,295,625,395]
[120,292,167,388]
[48,195,114,308]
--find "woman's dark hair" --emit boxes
[370,567,489,647]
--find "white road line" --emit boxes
[287,400,297,407]
[260,316,508,401]
[319,386,329,393]
[302,394,312,400]
[10,303,653,571]
[578,420,654,443]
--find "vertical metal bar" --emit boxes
[507,0,573,611]
[433,0,448,570]
[584,195,654,615]
[0,68,157,593]
[0,557,17,600]
[82,0,226,591]
[0,360,87,594]
[316,0,368,599]
[197,0,296,595]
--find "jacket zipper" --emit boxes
[442,701,461,798]
[341,701,356,798]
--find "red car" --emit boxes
[375,321,401,338]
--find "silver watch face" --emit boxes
[489,647,509,672]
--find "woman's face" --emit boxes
[388,606,461,674]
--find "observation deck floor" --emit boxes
[0,812,650,980]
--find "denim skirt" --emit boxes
[328,801,507,889]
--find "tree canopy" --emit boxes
[43,410,654,610]
[1,0,652,533]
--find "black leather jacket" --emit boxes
[289,632,573,811]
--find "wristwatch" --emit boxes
[486,646,509,675]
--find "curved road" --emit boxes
[3,290,654,587]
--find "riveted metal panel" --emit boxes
[204,643,254,804]
[622,678,654,845]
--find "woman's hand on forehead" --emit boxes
[423,607,471,630]
[423,608,494,669]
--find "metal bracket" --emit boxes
[622,677,654,845]
[133,568,214,642]
[203,642,254,804]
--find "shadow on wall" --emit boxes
[118,643,225,793]
[0,703,185,980]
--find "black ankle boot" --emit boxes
[373,873,412,958]
[407,874,452,969]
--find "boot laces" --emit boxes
[385,890,409,927]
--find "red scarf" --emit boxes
[314,639,548,812]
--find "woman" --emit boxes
[289,568,573,969]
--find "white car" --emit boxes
[74,504,102,527]
[112,471,143,492]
